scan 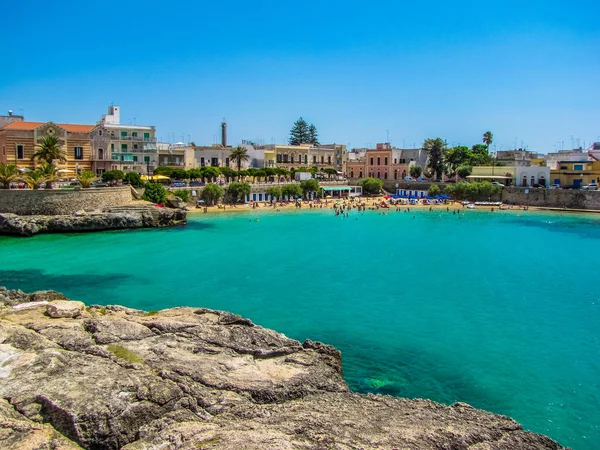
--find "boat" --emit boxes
[467,204,476,209]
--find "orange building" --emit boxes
[0,121,94,174]
[346,144,412,181]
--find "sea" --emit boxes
[1,208,598,449]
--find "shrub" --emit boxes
[428,184,441,196]
[457,165,472,179]
[281,183,303,199]
[102,170,125,183]
[106,344,143,364]
[226,182,251,203]
[300,179,319,197]
[123,172,144,187]
[409,165,423,178]
[266,186,282,199]
[174,189,190,202]
[201,183,224,205]
[143,183,168,204]
[77,170,97,188]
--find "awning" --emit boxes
[141,174,170,181]
[321,186,351,191]
[57,169,74,173]
[466,175,512,179]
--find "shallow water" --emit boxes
[1,208,599,449]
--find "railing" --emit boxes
[158,162,185,166]
[108,136,157,142]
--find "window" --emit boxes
[200,157,205,166]
[163,157,168,163]
[313,155,317,163]
[74,147,83,160]
[394,158,397,164]
[225,157,230,167]
[321,156,324,164]
[144,132,150,140]
[384,157,388,165]
[111,143,115,151]
[394,171,397,180]
[112,153,120,161]
[133,156,138,162]
[211,157,218,166]
[384,172,388,179]
[277,154,282,163]
[133,144,138,150]
[370,157,374,165]
[328,156,331,164]
[121,144,127,151]
[574,164,583,171]
[359,171,363,178]
[16,144,24,159]
[304,155,308,163]
[350,171,354,178]
[144,156,150,163]
[2,146,5,155]
[298,155,302,163]
[132,132,138,138]
[560,166,567,170]
[377,157,381,165]
[99,130,103,136]
[121,131,127,137]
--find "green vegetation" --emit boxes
[457,165,472,179]
[106,344,143,364]
[225,182,251,204]
[483,131,494,149]
[173,189,190,202]
[123,172,144,187]
[38,163,58,189]
[409,165,422,179]
[230,146,249,172]
[444,181,502,201]
[359,177,383,196]
[428,184,441,196]
[102,170,125,183]
[281,183,303,199]
[300,179,319,197]
[201,183,224,205]
[153,166,173,177]
[22,170,47,189]
[77,170,97,188]
[146,310,159,316]
[424,138,445,181]
[266,186,282,200]
[142,183,168,204]
[0,163,20,189]
[32,136,66,165]
[289,117,319,145]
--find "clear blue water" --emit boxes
[1,209,599,449]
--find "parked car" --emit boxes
[404,176,416,181]
[548,184,560,189]
[582,184,598,190]
[69,181,81,187]
[170,181,187,188]
[189,181,204,186]
[491,181,505,187]
[90,181,108,187]
[416,177,428,182]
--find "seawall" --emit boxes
[0,186,133,215]
[501,186,600,209]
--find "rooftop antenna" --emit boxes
[133,117,136,125]
[386,130,389,144]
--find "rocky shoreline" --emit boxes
[0,287,564,449]
[0,205,186,237]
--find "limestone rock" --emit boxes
[0,287,565,450]
[165,195,187,209]
[46,300,85,318]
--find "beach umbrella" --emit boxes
[57,169,74,173]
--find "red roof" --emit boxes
[2,121,94,133]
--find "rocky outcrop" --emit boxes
[0,205,186,237]
[0,288,564,450]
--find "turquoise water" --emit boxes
[1,208,599,449]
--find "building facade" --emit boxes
[346,144,427,181]
[550,161,600,188]
[90,106,158,176]
[262,144,345,172]
[467,165,550,187]
[0,121,94,173]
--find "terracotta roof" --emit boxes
[1,121,94,133]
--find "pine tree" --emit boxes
[308,124,319,145]
[289,118,311,145]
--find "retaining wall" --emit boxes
[501,187,600,209]
[0,186,133,215]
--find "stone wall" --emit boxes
[0,186,133,215]
[501,187,600,209]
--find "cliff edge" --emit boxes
[0,287,564,449]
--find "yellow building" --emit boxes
[550,161,600,188]
[0,121,94,174]
[263,144,345,172]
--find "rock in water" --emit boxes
[46,300,85,318]
[0,288,565,450]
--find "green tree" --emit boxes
[123,172,144,187]
[483,131,494,149]
[289,117,311,145]
[322,168,337,179]
[142,183,168,204]
[0,164,20,189]
[457,165,472,179]
[300,179,319,198]
[428,184,441,196]
[38,163,58,189]
[281,183,303,199]
[170,168,188,180]
[424,138,445,181]
[444,146,472,176]
[32,136,66,165]
[409,165,423,178]
[230,146,249,172]
[77,170,97,188]
[266,186,282,200]
[308,124,319,145]
[226,182,251,204]
[21,170,47,189]
[359,177,383,195]
[470,144,492,166]
[102,170,125,183]
[153,166,173,177]
[220,166,236,182]
[173,189,190,202]
[203,166,220,183]
[188,168,203,180]
[201,183,224,205]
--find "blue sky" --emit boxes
[2,0,599,152]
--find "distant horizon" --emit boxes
[2,1,598,154]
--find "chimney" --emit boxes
[221,120,227,147]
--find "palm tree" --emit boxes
[22,170,47,190]
[33,136,67,165]
[229,146,249,173]
[482,131,493,149]
[77,170,97,188]
[38,163,59,189]
[0,163,20,189]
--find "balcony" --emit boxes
[159,162,186,167]
[108,135,157,142]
